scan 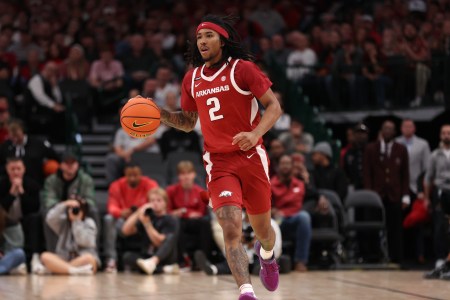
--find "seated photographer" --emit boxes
[0,157,42,265]
[194,211,288,276]
[0,207,27,275]
[103,163,158,272]
[36,199,99,275]
[121,188,178,275]
[41,152,98,254]
[166,161,212,267]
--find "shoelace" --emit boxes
[262,261,279,273]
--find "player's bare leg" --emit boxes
[248,211,279,291]
[216,206,257,299]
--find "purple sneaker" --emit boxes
[239,292,258,300]
[254,240,279,291]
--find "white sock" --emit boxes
[260,246,274,260]
[210,264,218,275]
[69,264,93,275]
[239,284,255,295]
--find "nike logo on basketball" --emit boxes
[132,121,153,128]
[247,153,255,159]
[195,82,202,87]
[219,191,233,197]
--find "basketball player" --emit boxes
[159,15,282,300]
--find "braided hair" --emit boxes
[186,14,254,67]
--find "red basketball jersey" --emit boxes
[181,58,272,153]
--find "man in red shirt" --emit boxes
[166,161,213,267]
[157,15,282,300]
[103,163,158,272]
[271,154,312,272]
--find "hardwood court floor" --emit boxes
[0,271,449,300]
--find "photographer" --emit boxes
[36,199,99,275]
[41,152,98,254]
[121,188,178,275]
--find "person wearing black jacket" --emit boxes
[311,142,349,201]
[158,127,202,160]
[0,157,42,264]
[343,123,369,190]
[0,119,59,186]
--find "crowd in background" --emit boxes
[0,0,450,280]
[0,0,449,130]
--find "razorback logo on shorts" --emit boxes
[219,191,233,197]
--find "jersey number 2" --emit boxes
[207,97,224,121]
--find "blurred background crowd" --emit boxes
[0,0,450,279]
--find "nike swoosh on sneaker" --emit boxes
[132,121,153,128]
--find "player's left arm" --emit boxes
[232,88,282,151]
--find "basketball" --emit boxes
[120,96,160,138]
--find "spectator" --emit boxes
[0,119,59,185]
[442,20,450,107]
[60,44,90,81]
[363,120,410,263]
[105,127,160,184]
[140,78,157,99]
[121,188,178,274]
[271,154,312,272]
[343,123,369,190]
[154,65,179,107]
[329,41,364,108]
[158,127,202,161]
[103,163,158,273]
[340,127,355,167]
[0,158,42,260]
[163,91,180,112]
[88,46,124,93]
[36,199,99,275]
[264,34,290,72]
[286,31,317,83]
[271,91,291,132]
[121,34,154,89]
[166,161,211,266]
[362,39,390,108]
[279,119,314,154]
[0,96,10,144]
[41,152,97,254]
[19,48,44,83]
[424,124,450,268]
[311,142,349,201]
[249,0,286,37]
[399,22,430,107]
[8,29,43,64]
[268,139,286,178]
[0,34,17,75]
[0,207,27,275]
[26,61,65,140]
[396,119,430,196]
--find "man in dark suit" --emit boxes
[363,120,410,263]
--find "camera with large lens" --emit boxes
[68,206,80,215]
[144,208,154,219]
[72,206,80,215]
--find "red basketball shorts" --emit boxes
[202,145,271,215]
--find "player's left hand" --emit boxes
[232,131,259,151]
